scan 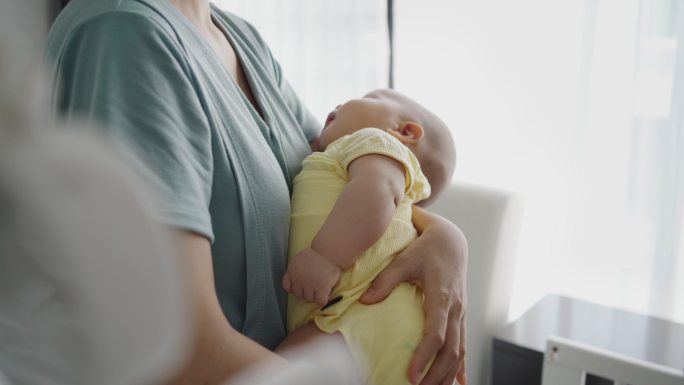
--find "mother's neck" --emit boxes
[170,0,213,29]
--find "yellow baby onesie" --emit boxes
[287,127,431,385]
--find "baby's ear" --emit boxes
[388,121,424,144]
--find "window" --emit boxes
[212,0,389,122]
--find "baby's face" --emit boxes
[318,90,406,150]
[318,89,456,206]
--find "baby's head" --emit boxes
[319,89,456,206]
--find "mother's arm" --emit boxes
[167,231,284,385]
[49,12,286,385]
[360,206,468,385]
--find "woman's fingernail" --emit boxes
[411,368,423,384]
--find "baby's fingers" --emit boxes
[314,290,330,308]
[282,272,292,293]
[304,288,316,304]
[292,282,304,299]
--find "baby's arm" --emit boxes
[283,154,406,307]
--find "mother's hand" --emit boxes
[359,206,468,385]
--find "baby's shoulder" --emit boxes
[326,127,403,157]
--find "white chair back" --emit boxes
[428,182,524,385]
[542,336,684,385]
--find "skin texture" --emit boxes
[165,1,468,385]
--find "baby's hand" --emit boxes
[282,247,341,307]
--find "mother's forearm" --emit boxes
[166,231,284,385]
[411,205,468,273]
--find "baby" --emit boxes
[280,89,456,385]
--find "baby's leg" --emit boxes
[276,321,361,381]
[276,321,328,353]
[277,321,355,355]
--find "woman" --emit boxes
[46,0,467,384]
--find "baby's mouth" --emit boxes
[324,111,336,127]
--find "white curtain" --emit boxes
[395,0,684,322]
[211,0,389,123]
[560,0,684,320]
[631,0,684,321]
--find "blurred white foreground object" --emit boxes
[542,336,684,385]
[0,130,192,385]
[0,3,190,383]
[0,371,9,385]
[429,182,524,385]
[226,337,359,385]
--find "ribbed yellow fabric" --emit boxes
[287,128,431,385]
